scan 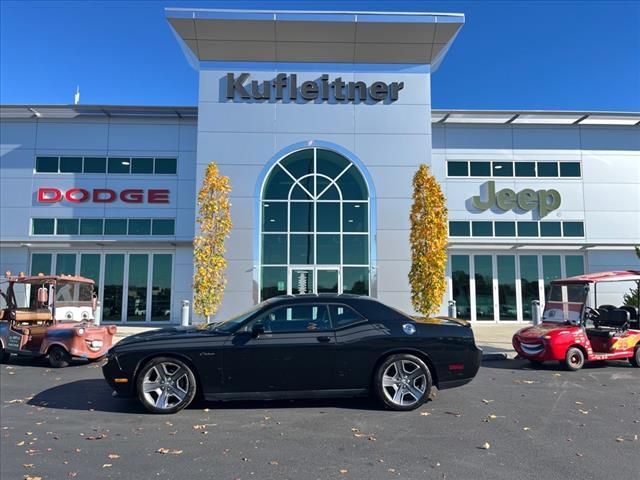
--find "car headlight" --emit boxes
[65,312,74,320]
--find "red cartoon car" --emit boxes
[0,273,116,367]
[513,270,640,370]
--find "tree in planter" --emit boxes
[623,246,640,308]
[409,164,448,317]
[193,163,232,322]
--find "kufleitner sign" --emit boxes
[226,73,405,102]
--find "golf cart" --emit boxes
[0,272,117,367]
[513,270,640,371]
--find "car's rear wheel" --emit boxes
[564,347,585,371]
[629,345,640,368]
[48,345,71,368]
[137,357,197,414]
[375,354,432,411]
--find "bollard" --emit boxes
[181,300,190,326]
[531,300,541,325]
[448,300,457,319]
[94,300,102,326]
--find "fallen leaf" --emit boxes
[578,409,589,415]
[483,414,498,422]
[102,464,112,468]
[203,408,210,412]
[23,464,35,468]
[269,461,279,465]
[575,401,584,405]
[353,433,366,438]
[522,380,537,384]
[445,411,463,417]
[481,399,494,404]
[24,476,42,480]
[576,452,583,457]
[368,436,376,442]
[552,373,562,377]
[615,437,624,443]
[479,442,491,450]
[420,412,431,416]
[108,454,120,459]
[523,427,531,431]
[339,469,348,475]
[16,441,25,446]
[85,434,105,440]
[350,427,359,433]
[156,448,182,455]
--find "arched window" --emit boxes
[260,148,370,300]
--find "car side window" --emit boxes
[256,304,331,333]
[329,304,365,328]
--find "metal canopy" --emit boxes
[166,8,464,67]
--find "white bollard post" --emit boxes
[448,300,457,319]
[181,300,190,327]
[532,300,541,325]
[94,300,102,326]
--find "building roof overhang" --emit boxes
[165,8,464,70]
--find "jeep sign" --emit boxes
[226,73,404,103]
[471,181,561,217]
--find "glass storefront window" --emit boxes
[563,222,584,237]
[316,235,340,264]
[540,222,562,237]
[518,222,538,236]
[492,162,513,177]
[151,254,172,321]
[337,167,368,200]
[515,162,536,177]
[32,218,55,235]
[472,221,493,237]
[290,202,314,232]
[316,203,340,232]
[132,157,154,174]
[80,254,101,292]
[262,234,287,265]
[57,219,79,235]
[261,267,287,300]
[30,253,52,276]
[104,219,128,235]
[565,256,585,277]
[108,157,131,174]
[449,221,470,237]
[316,149,350,178]
[262,203,287,232]
[35,156,58,173]
[290,234,314,264]
[263,166,295,199]
[83,157,106,173]
[103,254,124,322]
[474,255,494,320]
[343,235,368,265]
[470,161,491,176]
[127,254,148,321]
[151,219,175,235]
[497,255,517,321]
[519,255,539,321]
[494,222,516,237]
[80,219,104,235]
[451,255,471,320]
[128,219,151,235]
[55,253,76,276]
[537,162,558,177]
[60,156,83,173]
[154,158,177,174]
[447,161,468,176]
[343,203,367,232]
[343,267,369,295]
[560,162,581,177]
[542,255,562,299]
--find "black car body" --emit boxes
[103,295,481,413]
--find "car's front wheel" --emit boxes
[48,345,71,368]
[137,357,197,414]
[564,347,585,371]
[629,345,640,368]
[375,354,432,411]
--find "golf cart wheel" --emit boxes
[564,347,585,371]
[48,345,71,368]
[630,345,640,368]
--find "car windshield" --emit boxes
[55,281,93,306]
[208,303,266,333]
[543,284,588,324]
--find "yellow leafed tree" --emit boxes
[193,162,232,322]
[409,164,448,316]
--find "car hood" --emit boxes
[114,326,225,347]
[515,323,579,339]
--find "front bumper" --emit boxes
[101,352,135,397]
[513,336,567,362]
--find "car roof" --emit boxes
[552,270,640,285]
[266,294,374,304]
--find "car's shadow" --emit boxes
[4,355,94,370]
[28,380,397,413]
[481,357,633,371]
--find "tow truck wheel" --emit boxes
[48,345,71,368]
[564,347,585,371]
[630,345,640,368]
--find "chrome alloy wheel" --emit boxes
[142,361,190,410]
[381,359,427,407]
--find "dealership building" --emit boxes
[1,9,639,325]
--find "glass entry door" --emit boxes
[288,267,340,295]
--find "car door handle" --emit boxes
[317,336,332,343]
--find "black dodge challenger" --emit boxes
[103,295,481,414]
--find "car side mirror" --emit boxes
[37,287,48,305]
[92,295,97,312]
[251,324,265,338]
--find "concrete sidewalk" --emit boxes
[112,322,521,359]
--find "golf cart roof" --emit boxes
[2,274,94,285]
[552,270,640,285]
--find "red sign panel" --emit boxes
[37,188,170,204]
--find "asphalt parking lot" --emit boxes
[1,357,639,480]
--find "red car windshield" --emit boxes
[543,284,588,324]
[55,282,93,306]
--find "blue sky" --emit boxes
[1,0,639,111]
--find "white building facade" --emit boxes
[1,9,638,324]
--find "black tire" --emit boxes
[374,354,432,411]
[564,347,585,371]
[0,345,8,364]
[48,345,71,368]
[136,357,197,414]
[629,345,640,368]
